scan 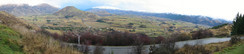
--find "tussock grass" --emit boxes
[0,11,82,54]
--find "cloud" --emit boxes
[90,0,244,21]
[93,6,120,9]
[1,0,244,21]
[0,0,60,7]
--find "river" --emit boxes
[62,37,244,54]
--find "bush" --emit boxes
[96,19,105,23]
[175,45,211,54]
[212,23,228,29]
[230,36,241,45]
[65,15,73,18]
[139,25,147,28]
[192,29,213,39]
[171,33,191,41]
[155,36,165,43]
[150,38,176,54]
[61,31,153,46]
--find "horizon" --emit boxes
[1,0,244,21]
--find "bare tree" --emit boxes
[93,45,104,54]
[150,38,176,54]
[133,37,145,54]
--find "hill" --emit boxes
[210,24,232,36]
[86,8,230,26]
[0,11,81,54]
[0,24,23,54]
[53,6,99,18]
[20,6,207,37]
[0,3,58,16]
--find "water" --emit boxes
[175,37,231,48]
[63,37,243,54]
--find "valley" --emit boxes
[0,2,242,54]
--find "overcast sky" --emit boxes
[1,0,244,21]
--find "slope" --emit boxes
[0,24,23,54]
[54,6,99,19]
[20,6,206,37]
[0,11,82,54]
[86,8,230,26]
[0,3,59,16]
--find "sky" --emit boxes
[1,0,244,21]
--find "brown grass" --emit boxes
[0,11,82,54]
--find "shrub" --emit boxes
[61,30,153,46]
[192,29,213,39]
[212,23,228,29]
[155,36,165,44]
[175,45,211,54]
[171,33,191,41]
[65,15,73,18]
[139,25,147,28]
[150,38,176,54]
[96,19,105,23]
[230,36,241,45]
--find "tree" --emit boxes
[93,45,104,54]
[46,20,51,23]
[128,23,134,28]
[139,25,147,28]
[150,38,177,54]
[230,36,241,45]
[232,13,244,35]
[133,36,145,54]
[192,29,213,39]
[230,13,243,45]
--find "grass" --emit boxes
[214,40,244,54]
[20,15,204,37]
[0,11,83,54]
[223,44,244,54]
[0,24,23,54]
[176,38,244,54]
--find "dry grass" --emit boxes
[14,18,83,54]
[0,11,82,54]
[210,25,232,36]
[176,39,243,54]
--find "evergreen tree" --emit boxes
[232,13,244,35]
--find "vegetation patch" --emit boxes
[0,24,23,54]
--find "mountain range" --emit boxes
[0,3,230,26]
[86,8,230,26]
[0,3,59,16]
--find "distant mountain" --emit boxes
[54,6,99,18]
[86,8,114,16]
[0,3,59,16]
[86,8,230,26]
[33,3,59,14]
[0,11,26,26]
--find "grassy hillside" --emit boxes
[214,39,244,54]
[87,8,230,26]
[17,6,208,37]
[0,24,23,54]
[176,39,244,54]
[54,6,99,19]
[20,14,205,37]
[210,24,232,36]
[0,11,82,54]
